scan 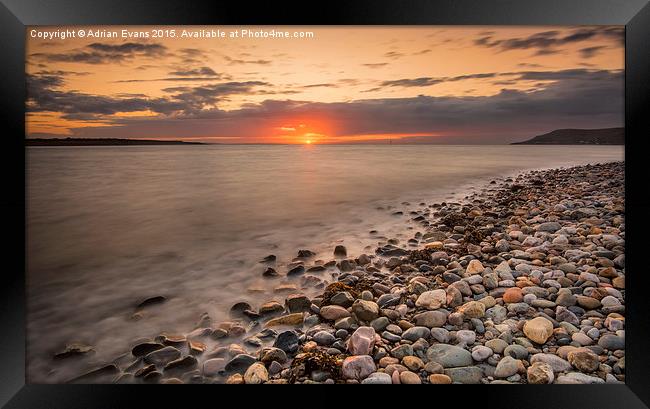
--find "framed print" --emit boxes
[1,0,650,407]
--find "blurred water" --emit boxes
[26,144,623,382]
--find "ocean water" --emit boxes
[26,144,624,382]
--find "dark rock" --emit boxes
[131,342,164,357]
[273,330,299,353]
[225,354,257,374]
[263,267,279,277]
[136,296,166,309]
[287,265,306,276]
[230,302,253,318]
[334,245,348,258]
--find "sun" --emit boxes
[305,140,312,144]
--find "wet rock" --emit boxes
[68,364,119,383]
[361,372,392,384]
[347,326,376,356]
[320,305,351,320]
[287,265,306,276]
[297,249,316,258]
[244,363,268,384]
[265,313,304,327]
[334,245,348,258]
[131,342,165,357]
[203,358,226,376]
[164,355,198,372]
[274,330,299,353]
[402,326,430,342]
[225,354,257,374]
[230,302,253,318]
[429,374,452,384]
[313,331,336,346]
[54,343,94,359]
[136,295,166,309]
[285,294,311,313]
[351,300,379,322]
[260,255,276,263]
[400,371,422,384]
[330,291,354,307]
[259,301,285,316]
[342,355,376,380]
[144,346,181,366]
[263,267,279,277]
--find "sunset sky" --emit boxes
[26,26,624,144]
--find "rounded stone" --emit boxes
[428,374,452,384]
[523,317,554,344]
[243,363,268,384]
[527,362,555,384]
[342,355,376,380]
[399,370,422,384]
[471,345,493,361]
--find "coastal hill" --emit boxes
[26,138,205,146]
[511,127,624,145]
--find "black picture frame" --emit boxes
[1,0,649,407]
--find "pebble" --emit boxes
[348,326,376,355]
[144,346,181,366]
[426,344,473,368]
[527,362,554,384]
[415,289,447,309]
[342,355,376,380]
[471,345,493,361]
[361,372,392,384]
[351,300,380,322]
[523,317,554,344]
[313,331,336,346]
[273,331,299,353]
[243,363,268,384]
[400,371,422,384]
[319,305,351,320]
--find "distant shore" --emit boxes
[26,138,205,146]
[51,161,625,384]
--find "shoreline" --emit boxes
[50,161,625,384]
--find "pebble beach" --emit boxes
[56,161,626,384]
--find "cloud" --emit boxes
[113,66,227,83]
[224,56,272,65]
[48,68,622,143]
[579,46,607,58]
[474,26,623,56]
[383,51,404,59]
[362,63,388,68]
[300,83,338,88]
[26,72,270,118]
[168,67,218,76]
[381,72,498,88]
[31,42,168,64]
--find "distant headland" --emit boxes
[511,127,624,145]
[26,138,205,146]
